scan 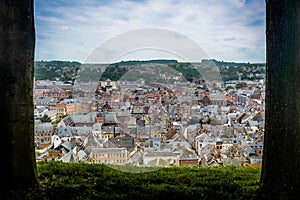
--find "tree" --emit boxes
[0,0,39,197]
[225,85,234,91]
[41,114,51,123]
[261,1,300,199]
[235,82,247,89]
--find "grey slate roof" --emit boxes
[35,122,53,133]
[54,126,92,137]
[70,113,97,124]
[34,97,58,105]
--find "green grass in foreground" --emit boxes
[11,161,262,200]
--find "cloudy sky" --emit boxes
[34,0,266,63]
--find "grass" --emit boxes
[9,161,262,200]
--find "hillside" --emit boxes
[34,59,265,83]
[34,60,81,82]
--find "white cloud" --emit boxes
[85,28,210,63]
[34,0,266,63]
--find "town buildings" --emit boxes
[34,64,265,168]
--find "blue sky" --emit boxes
[34,0,266,63]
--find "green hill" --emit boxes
[34,60,81,82]
[34,59,265,83]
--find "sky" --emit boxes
[34,0,266,63]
